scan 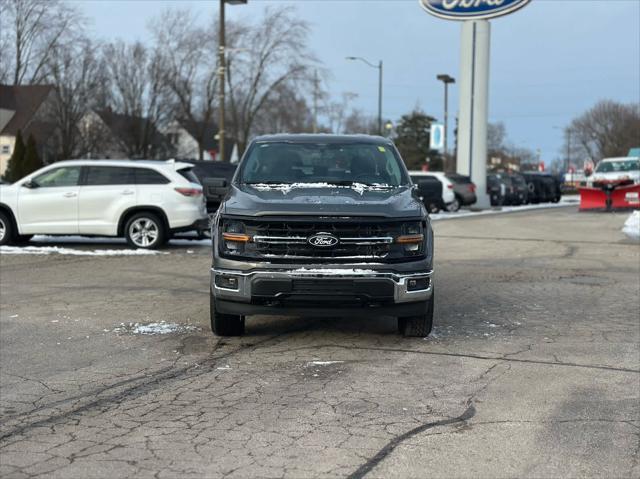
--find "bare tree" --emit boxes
[102,40,170,158]
[151,9,222,160]
[0,0,82,85]
[45,38,106,160]
[252,83,314,134]
[343,108,377,135]
[324,92,358,134]
[488,121,507,156]
[568,100,640,163]
[226,6,315,153]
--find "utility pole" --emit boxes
[313,70,318,133]
[437,74,455,166]
[346,56,383,136]
[217,0,246,162]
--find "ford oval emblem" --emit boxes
[419,0,531,21]
[308,233,339,248]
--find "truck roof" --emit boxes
[253,133,391,145]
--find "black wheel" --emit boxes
[447,197,461,212]
[210,293,245,336]
[0,211,15,246]
[398,289,435,338]
[428,203,440,214]
[124,212,165,249]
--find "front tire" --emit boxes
[398,289,435,338]
[0,211,15,246]
[447,198,461,212]
[210,294,245,336]
[124,212,165,249]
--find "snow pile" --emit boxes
[249,182,391,196]
[0,245,165,256]
[622,211,640,241]
[113,321,200,335]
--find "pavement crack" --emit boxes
[346,403,476,479]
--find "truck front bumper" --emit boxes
[211,266,433,317]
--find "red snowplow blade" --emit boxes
[579,187,607,211]
[611,184,640,209]
[579,184,640,211]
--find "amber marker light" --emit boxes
[396,234,424,244]
[222,232,252,243]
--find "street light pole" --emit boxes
[346,56,383,135]
[436,74,455,161]
[218,0,246,162]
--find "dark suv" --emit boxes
[210,135,435,337]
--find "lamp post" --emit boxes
[346,56,383,135]
[436,74,455,160]
[218,0,247,162]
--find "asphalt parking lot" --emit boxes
[1,207,638,478]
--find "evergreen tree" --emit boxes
[2,130,26,183]
[394,110,443,170]
[23,134,43,177]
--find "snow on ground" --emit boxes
[113,321,200,335]
[622,211,640,241]
[0,245,166,256]
[306,361,344,367]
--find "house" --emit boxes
[80,109,171,160]
[163,119,219,161]
[0,84,56,175]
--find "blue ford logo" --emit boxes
[308,233,339,248]
[419,0,531,21]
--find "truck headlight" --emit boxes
[221,221,250,253]
[396,222,425,255]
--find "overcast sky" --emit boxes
[74,0,640,164]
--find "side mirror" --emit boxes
[22,180,38,189]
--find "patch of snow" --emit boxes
[306,361,344,367]
[622,211,640,241]
[113,321,200,335]
[216,365,231,370]
[9,314,18,318]
[0,245,166,256]
[293,267,377,275]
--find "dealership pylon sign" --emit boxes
[419,0,530,208]
[419,0,530,21]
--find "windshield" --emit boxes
[238,141,408,187]
[595,159,640,173]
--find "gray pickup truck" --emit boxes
[210,134,435,337]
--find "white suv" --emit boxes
[0,159,208,249]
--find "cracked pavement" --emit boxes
[1,208,639,478]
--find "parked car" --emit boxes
[180,160,237,213]
[522,172,561,203]
[445,173,477,208]
[212,134,435,337]
[410,174,444,213]
[0,159,208,249]
[508,173,529,205]
[487,174,506,206]
[409,171,457,211]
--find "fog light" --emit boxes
[215,275,240,290]
[407,277,429,291]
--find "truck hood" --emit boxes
[222,183,424,218]
[591,171,640,183]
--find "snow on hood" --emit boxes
[622,211,640,241]
[248,182,393,195]
[0,245,166,256]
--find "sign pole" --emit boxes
[456,20,491,208]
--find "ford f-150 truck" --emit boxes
[210,134,434,337]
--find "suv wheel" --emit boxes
[0,211,14,246]
[210,294,245,336]
[124,212,165,249]
[447,198,461,212]
[398,289,435,337]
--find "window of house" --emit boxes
[1,145,10,155]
